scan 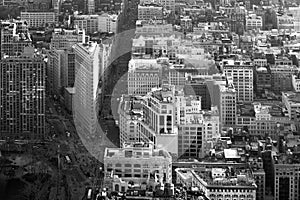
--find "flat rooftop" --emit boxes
[194,167,257,188]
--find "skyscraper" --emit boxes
[73,41,100,138]
[0,47,46,140]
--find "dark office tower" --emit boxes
[275,164,300,200]
[254,65,272,98]
[0,49,46,140]
[184,81,212,110]
[0,20,31,59]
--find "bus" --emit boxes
[87,189,92,200]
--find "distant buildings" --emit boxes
[74,13,119,34]
[277,14,294,31]
[20,12,56,28]
[138,4,163,21]
[87,0,95,14]
[140,0,175,11]
[135,21,173,35]
[246,14,263,30]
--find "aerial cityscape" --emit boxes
[0,0,300,199]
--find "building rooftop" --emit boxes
[119,95,144,121]
[282,91,300,104]
[237,103,255,117]
[104,142,171,159]
[224,149,241,159]
[194,167,257,188]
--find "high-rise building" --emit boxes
[0,47,46,140]
[222,59,254,103]
[61,49,76,88]
[73,42,101,138]
[47,28,86,94]
[0,20,31,59]
[218,83,237,128]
